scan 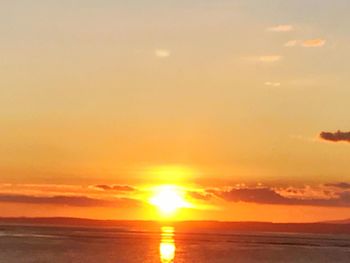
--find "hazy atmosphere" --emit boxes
[1,0,350,222]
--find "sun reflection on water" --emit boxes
[160,226,175,263]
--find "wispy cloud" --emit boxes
[320,130,350,143]
[284,40,299,47]
[324,182,350,189]
[187,191,212,201]
[264,82,281,87]
[244,55,282,64]
[267,24,294,32]
[285,39,326,48]
[93,185,136,192]
[0,194,140,207]
[302,39,326,47]
[258,55,282,62]
[209,186,350,207]
[155,49,171,58]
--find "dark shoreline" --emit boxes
[0,217,350,235]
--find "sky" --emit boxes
[1,0,350,222]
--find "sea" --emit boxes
[0,224,350,262]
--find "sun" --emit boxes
[150,185,190,217]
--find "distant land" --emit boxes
[322,218,350,224]
[0,217,350,235]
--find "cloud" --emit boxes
[325,182,350,189]
[0,194,140,207]
[243,55,282,64]
[93,185,136,192]
[302,39,326,47]
[210,188,287,204]
[258,55,282,62]
[209,187,350,207]
[267,25,294,32]
[284,39,326,48]
[187,191,212,201]
[320,130,350,143]
[264,82,281,87]
[155,49,171,58]
[284,40,299,47]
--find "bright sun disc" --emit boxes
[150,186,189,216]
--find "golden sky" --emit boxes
[1,0,350,222]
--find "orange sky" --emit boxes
[1,0,350,222]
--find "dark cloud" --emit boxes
[325,182,350,189]
[0,194,140,207]
[320,130,350,143]
[187,191,212,201]
[94,185,136,192]
[210,188,350,207]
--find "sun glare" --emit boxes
[150,186,190,217]
[144,165,196,183]
[160,226,175,262]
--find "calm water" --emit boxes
[0,224,350,262]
